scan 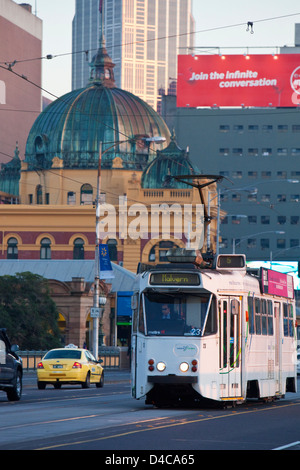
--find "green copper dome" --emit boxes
[25,36,170,171]
[141,132,199,189]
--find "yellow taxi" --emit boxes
[37,345,104,389]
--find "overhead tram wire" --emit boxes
[1,11,299,67]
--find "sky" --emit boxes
[15,0,300,100]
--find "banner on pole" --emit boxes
[99,244,114,279]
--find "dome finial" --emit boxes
[88,0,116,88]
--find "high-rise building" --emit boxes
[72,0,194,111]
[0,0,42,165]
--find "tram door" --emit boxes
[219,297,242,399]
[274,302,281,393]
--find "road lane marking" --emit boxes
[35,400,300,450]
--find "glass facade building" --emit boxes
[72,0,194,110]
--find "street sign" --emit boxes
[90,307,100,318]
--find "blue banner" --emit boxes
[99,244,114,279]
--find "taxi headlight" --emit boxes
[179,362,189,373]
[156,361,166,372]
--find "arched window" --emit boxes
[40,237,51,259]
[80,184,93,205]
[7,237,18,260]
[36,185,43,205]
[73,238,84,260]
[107,239,117,261]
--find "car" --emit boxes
[0,328,23,401]
[37,345,104,389]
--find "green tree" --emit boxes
[0,272,61,349]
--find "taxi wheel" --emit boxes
[82,372,90,388]
[96,372,104,388]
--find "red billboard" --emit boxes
[177,54,300,108]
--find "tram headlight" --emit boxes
[156,361,166,372]
[179,362,189,373]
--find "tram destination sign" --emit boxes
[150,272,200,286]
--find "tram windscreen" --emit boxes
[143,292,216,337]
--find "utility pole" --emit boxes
[92,142,102,359]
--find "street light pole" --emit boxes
[92,142,103,359]
[92,136,166,358]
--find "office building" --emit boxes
[173,25,300,263]
[72,0,194,110]
[0,0,42,165]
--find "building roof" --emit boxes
[0,260,135,293]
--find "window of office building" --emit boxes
[291,216,300,225]
[277,216,286,225]
[277,148,288,156]
[261,194,271,202]
[248,148,259,156]
[278,125,288,132]
[261,239,269,250]
[261,216,270,224]
[233,148,243,156]
[277,171,287,179]
[248,216,257,224]
[219,125,230,132]
[277,238,286,249]
[262,125,273,133]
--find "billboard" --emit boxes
[247,261,300,291]
[260,268,294,299]
[177,54,300,108]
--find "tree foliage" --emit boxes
[0,272,61,350]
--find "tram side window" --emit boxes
[255,298,262,335]
[283,303,294,337]
[267,300,274,335]
[261,299,267,335]
[138,298,145,334]
[203,299,217,336]
[248,296,255,334]
[131,294,138,333]
[248,297,273,336]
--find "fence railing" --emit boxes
[19,346,121,371]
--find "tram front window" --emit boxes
[144,292,216,336]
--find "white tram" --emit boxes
[130,253,297,406]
